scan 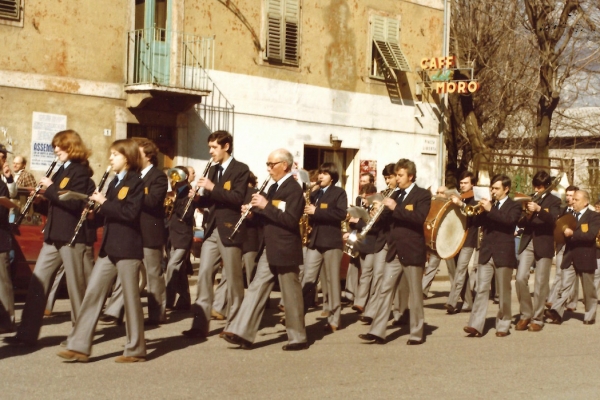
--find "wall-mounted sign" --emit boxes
[420,56,480,94]
[30,112,67,171]
[422,137,438,155]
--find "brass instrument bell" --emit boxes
[167,167,188,188]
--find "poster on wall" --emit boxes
[359,160,377,185]
[30,112,67,171]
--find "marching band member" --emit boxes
[463,174,521,337]
[301,162,348,332]
[547,185,579,310]
[514,171,560,332]
[6,130,92,346]
[447,171,478,313]
[183,131,249,339]
[165,166,194,312]
[0,176,14,334]
[222,149,307,350]
[359,159,430,344]
[348,183,377,313]
[545,190,600,325]
[58,138,146,362]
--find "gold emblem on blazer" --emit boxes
[59,177,70,189]
[223,181,231,190]
[544,208,549,212]
[224,222,233,228]
[581,223,588,233]
[320,203,328,209]
[405,204,414,211]
[118,187,129,200]
[272,200,281,207]
[144,187,149,195]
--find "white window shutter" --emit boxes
[0,0,20,21]
[372,15,410,73]
[283,0,299,65]
[371,15,386,42]
[266,0,284,61]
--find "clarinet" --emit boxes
[67,166,111,247]
[228,177,270,240]
[14,157,59,226]
[178,160,213,222]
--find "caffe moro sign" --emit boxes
[420,56,480,94]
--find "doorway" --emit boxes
[303,145,357,190]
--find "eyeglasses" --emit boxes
[266,161,283,168]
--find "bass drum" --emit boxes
[423,197,467,259]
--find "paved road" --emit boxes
[1,270,600,399]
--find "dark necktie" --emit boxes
[495,201,500,210]
[575,211,581,221]
[216,165,223,183]
[267,183,278,200]
[397,189,406,204]
[315,189,324,204]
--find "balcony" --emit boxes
[125,28,214,112]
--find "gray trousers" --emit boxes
[191,229,243,334]
[104,247,166,322]
[551,265,597,321]
[67,256,146,357]
[363,247,388,319]
[212,267,228,316]
[46,245,94,313]
[515,241,551,326]
[17,242,87,343]
[345,259,359,301]
[422,252,456,296]
[227,252,306,345]
[354,253,375,309]
[0,252,14,330]
[548,247,578,309]
[447,247,475,310]
[368,256,424,341]
[467,258,512,334]
[302,248,342,328]
[166,248,192,308]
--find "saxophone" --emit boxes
[299,182,316,245]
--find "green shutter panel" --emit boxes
[0,0,20,21]
[283,0,299,65]
[267,0,284,61]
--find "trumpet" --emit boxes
[343,185,394,258]
[464,193,496,217]
[228,177,270,240]
[14,157,59,227]
[68,166,112,247]
[179,161,213,222]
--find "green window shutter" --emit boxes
[266,0,284,61]
[0,0,20,21]
[283,0,299,65]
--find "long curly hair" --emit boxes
[51,130,91,163]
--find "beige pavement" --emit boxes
[1,267,600,399]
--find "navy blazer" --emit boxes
[477,197,521,268]
[140,166,168,249]
[386,185,431,266]
[169,184,195,250]
[307,185,347,250]
[196,158,249,247]
[99,171,144,260]
[43,161,93,244]
[255,177,305,267]
[518,193,561,259]
[561,208,600,273]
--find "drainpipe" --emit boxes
[439,0,450,186]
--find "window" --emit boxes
[588,159,599,187]
[265,0,300,66]
[370,15,410,78]
[0,0,23,27]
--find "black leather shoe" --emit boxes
[359,316,373,325]
[583,319,596,325]
[407,339,424,345]
[463,326,482,337]
[544,309,562,324]
[222,332,252,349]
[181,329,207,339]
[444,304,459,315]
[282,342,308,351]
[358,333,385,344]
[3,336,36,346]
